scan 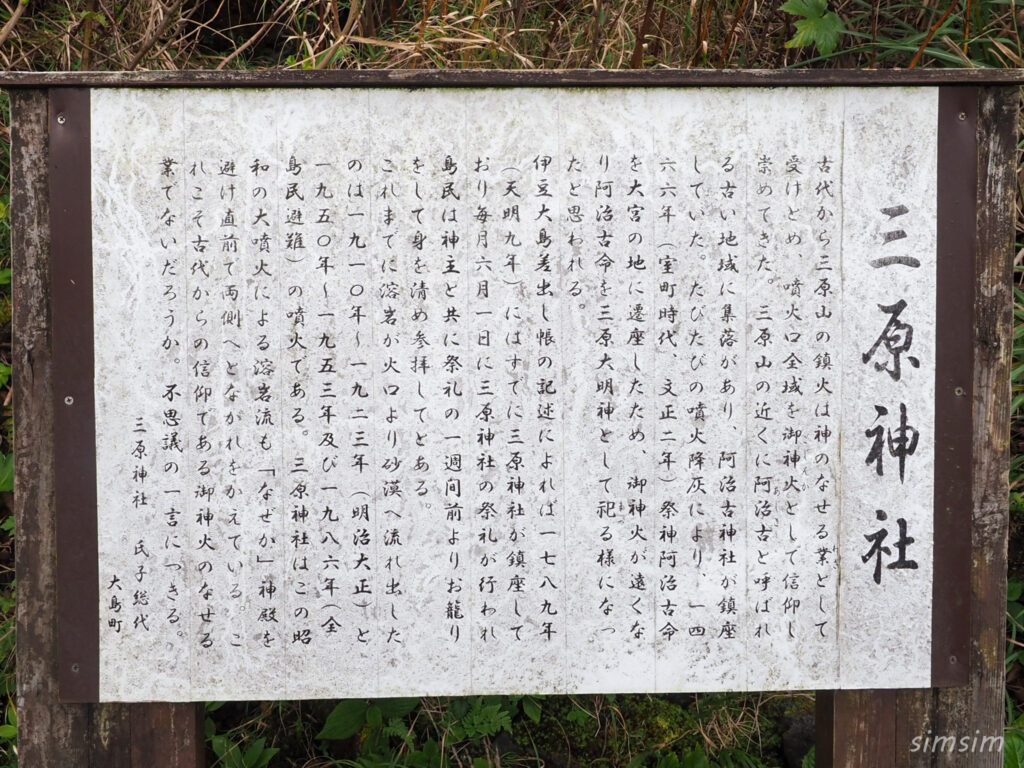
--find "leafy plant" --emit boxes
[1012,286,1024,419]
[209,735,278,768]
[626,746,777,768]
[1009,578,1024,724]
[1007,715,1024,768]
[440,697,513,742]
[780,0,847,56]
[317,697,420,741]
[0,698,16,768]
[519,695,542,724]
[0,455,12,495]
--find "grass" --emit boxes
[0,0,1018,71]
[0,1,1022,766]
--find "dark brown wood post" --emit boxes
[817,85,1019,768]
[12,87,205,768]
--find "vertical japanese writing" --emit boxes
[839,88,936,688]
[92,87,939,699]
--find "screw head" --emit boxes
[63,395,74,406]
[56,113,66,125]
[958,111,967,121]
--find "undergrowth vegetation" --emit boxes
[0,0,1022,70]
[0,1,1021,766]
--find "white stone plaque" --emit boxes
[90,87,938,701]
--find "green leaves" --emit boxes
[378,697,420,720]
[1006,720,1024,768]
[781,0,847,56]
[681,748,710,768]
[209,735,279,768]
[566,705,592,726]
[1011,577,1024,604]
[0,699,16,742]
[0,454,13,495]
[317,699,369,740]
[445,699,512,741]
[317,697,421,740]
[520,695,542,724]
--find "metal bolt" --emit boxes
[949,655,957,665]
[64,395,74,406]
[954,386,965,397]
[958,111,967,121]
[56,113,66,125]
[71,663,80,673]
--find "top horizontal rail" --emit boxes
[0,68,1023,88]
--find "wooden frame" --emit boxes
[1,68,1024,86]
[816,83,1019,768]
[12,86,205,768]
[7,70,1019,767]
